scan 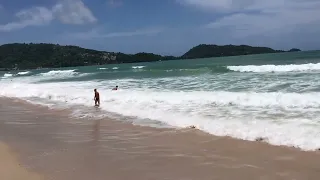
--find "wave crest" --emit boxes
[228,63,320,72]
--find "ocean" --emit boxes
[1,50,320,151]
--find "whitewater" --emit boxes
[1,51,320,151]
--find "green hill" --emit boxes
[0,43,299,70]
[181,44,285,59]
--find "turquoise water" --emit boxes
[1,50,320,150]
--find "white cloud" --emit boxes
[69,27,165,39]
[180,0,320,37]
[53,0,97,24]
[0,0,96,32]
[177,0,256,12]
[0,7,53,32]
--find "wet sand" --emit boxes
[0,142,44,180]
[1,98,320,180]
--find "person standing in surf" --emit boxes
[94,89,100,106]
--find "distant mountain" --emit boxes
[0,43,299,70]
[0,43,179,70]
[288,48,301,52]
[181,44,284,59]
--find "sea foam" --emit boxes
[1,81,320,151]
[228,63,320,72]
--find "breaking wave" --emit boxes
[228,63,320,72]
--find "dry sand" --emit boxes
[1,98,320,180]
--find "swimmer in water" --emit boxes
[94,89,100,106]
[112,86,118,90]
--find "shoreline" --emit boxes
[4,97,320,152]
[1,97,320,180]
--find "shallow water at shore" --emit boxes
[1,98,320,180]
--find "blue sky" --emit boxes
[1,0,320,55]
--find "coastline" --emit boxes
[0,43,293,71]
[1,97,320,180]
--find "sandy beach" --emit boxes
[0,142,44,180]
[1,98,320,180]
